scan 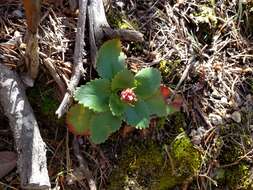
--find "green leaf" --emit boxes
[74,79,111,112]
[96,39,126,80]
[90,112,122,144]
[124,100,150,129]
[135,67,161,99]
[145,90,167,117]
[66,104,94,135]
[166,105,176,115]
[111,69,135,91]
[109,93,126,116]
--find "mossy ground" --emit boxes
[107,8,139,30]
[213,122,253,189]
[27,81,64,125]
[107,112,201,190]
[26,78,66,140]
[107,108,253,189]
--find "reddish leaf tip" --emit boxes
[160,84,171,100]
[67,123,91,136]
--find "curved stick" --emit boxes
[0,64,50,189]
[56,0,88,118]
[88,0,144,67]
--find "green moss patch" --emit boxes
[27,85,63,125]
[215,122,253,189]
[108,132,201,189]
[107,9,139,30]
[225,163,253,189]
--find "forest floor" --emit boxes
[0,0,253,189]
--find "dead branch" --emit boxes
[73,136,97,190]
[24,32,39,86]
[43,57,66,95]
[88,0,144,66]
[0,63,50,189]
[23,0,41,84]
[88,0,110,45]
[103,27,144,42]
[56,0,88,118]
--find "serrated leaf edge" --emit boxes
[134,67,162,99]
[111,69,135,91]
[96,39,126,80]
[73,78,111,112]
[89,112,122,144]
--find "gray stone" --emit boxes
[209,113,223,125]
[231,111,241,123]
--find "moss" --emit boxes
[156,117,166,129]
[191,6,217,27]
[108,142,163,190]
[159,59,181,80]
[171,113,186,132]
[108,132,201,189]
[166,112,186,134]
[189,5,218,44]
[41,93,58,114]
[224,163,253,189]
[220,142,244,163]
[216,122,253,189]
[171,132,201,176]
[107,9,139,30]
[213,168,226,184]
[27,86,63,125]
[219,124,253,164]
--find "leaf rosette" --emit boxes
[67,39,176,144]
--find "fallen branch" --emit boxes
[73,136,97,190]
[43,57,66,95]
[23,0,41,85]
[103,27,144,42]
[0,63,50,189]
[56,0,88,118]
[24,33,39,86]
[88,0,144,67]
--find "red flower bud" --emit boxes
[120,88,137,104]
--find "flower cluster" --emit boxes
[120,88,137,104]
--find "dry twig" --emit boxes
[56,0,87,118]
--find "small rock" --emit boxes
[209,113,223,125]
[190,127,207,145]
[231,111,241,123]
[234,93,243,106]
[189,129,197,137]
[197,126,206,136]
[191,135,202,145]
[211,89,221,99]
[245,94,253,105]
[116,1,124,8]
[12,10,23,18]
[220,97,228,105]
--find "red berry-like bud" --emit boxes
[160,84,170,100]
[120,88,137,104]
